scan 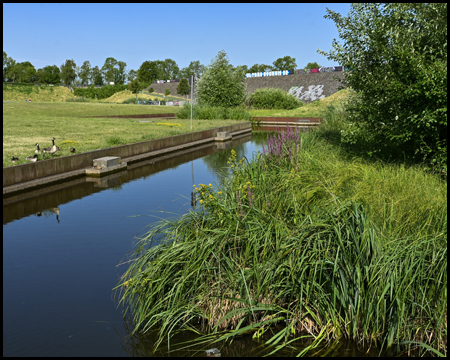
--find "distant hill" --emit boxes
[3,84,75,102]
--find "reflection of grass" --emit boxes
[3,102,244,167]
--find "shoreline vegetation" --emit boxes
[115,113,447,356]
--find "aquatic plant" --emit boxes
[115,128,447,356]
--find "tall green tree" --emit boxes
[79,61,92,86]
[248,63,273,73]
[102,57,118,84]
[60,59,77,85]
[13,61,36,83]
[129,79,143,102]
[319,3,447,171]
[41,65,60,84]
[162,58,180,80]
[176,78,190,97]
[137,60,160,84]
[3,52,16,82]
[116,61,127,85]
[127,69,137,83]
[195,50,246,107]
[92,66,103,85]
[304,61,321,70]
[180,60,205,79]
[272,56,297,71]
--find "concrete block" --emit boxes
[215,132,232,142]
[93,156,121,169]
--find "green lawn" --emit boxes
[3,101,246,167]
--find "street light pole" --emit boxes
[190,75,193,130]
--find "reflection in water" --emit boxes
[3,135,252,226]
[35,207,60,223]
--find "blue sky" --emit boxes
[3,3,351,72]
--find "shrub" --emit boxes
[165,88,171,96]
[176,103,250,120]
[148,87,154,93]
[245,88,303,110]
[73,84,128,100]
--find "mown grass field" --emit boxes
[2,101,244,167]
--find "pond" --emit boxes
[3,132,386,357]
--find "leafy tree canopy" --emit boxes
[79,61,92,86]
[92,66,103,85]
[248,63,273,73]
[41,65,60,85]
[176,78,190,96]
[137,60,160,84]
[319,3,447,173]
[60,59,77,85]
[195,50,246,107]
[304,61,321,70]
[272,56,297,71]
[180,60,205,79]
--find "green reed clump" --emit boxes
[176,102,250,120]
[115,128,447,356]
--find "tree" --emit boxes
[12,61,36,83]
[248,63,273,73]
[176,78,190,97]
[272,56,297,71]
[127,69,137,83]
[304,61,321,70]
[60,59,77,85]
[92,66,103,85]
[235,65,249,74]
[180,60,205,79]
[195,50,246,107]
[161,58,180,80]
[129,79,143,103]
[319,3,447,172]
[116,61,127,85]
[3,52,16,82]
[137,60,160,84]
[102,57,117,84]
[41,65,60,84]
[79,61,92,86]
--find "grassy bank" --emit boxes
[2,101,245,167]
[247,88,352,118]
[3,84,75,102]
[116,123,447,355]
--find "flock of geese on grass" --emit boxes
[11,137,76,163]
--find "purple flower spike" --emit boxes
[247,187,253,207]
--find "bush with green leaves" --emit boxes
[195,50,246,108]
[148,87,154,93]
[245,87,303,110]
[319,3,447,174]
[73,84,128,100]
[165,88,170,96]
[176,102,249,121]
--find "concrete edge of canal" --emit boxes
[3,122,251,196]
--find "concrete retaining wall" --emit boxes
[3,122,251,188]
[145,71,346,103]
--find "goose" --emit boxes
[11,156,19,162]
[70,147,76,153]
[35,143,44,154]
[25,154,38,162]
[44,137,60,155]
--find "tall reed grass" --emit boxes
[115,126,447,356]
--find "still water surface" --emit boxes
[3,133,384,357]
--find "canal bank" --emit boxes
[3,122,251,196]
